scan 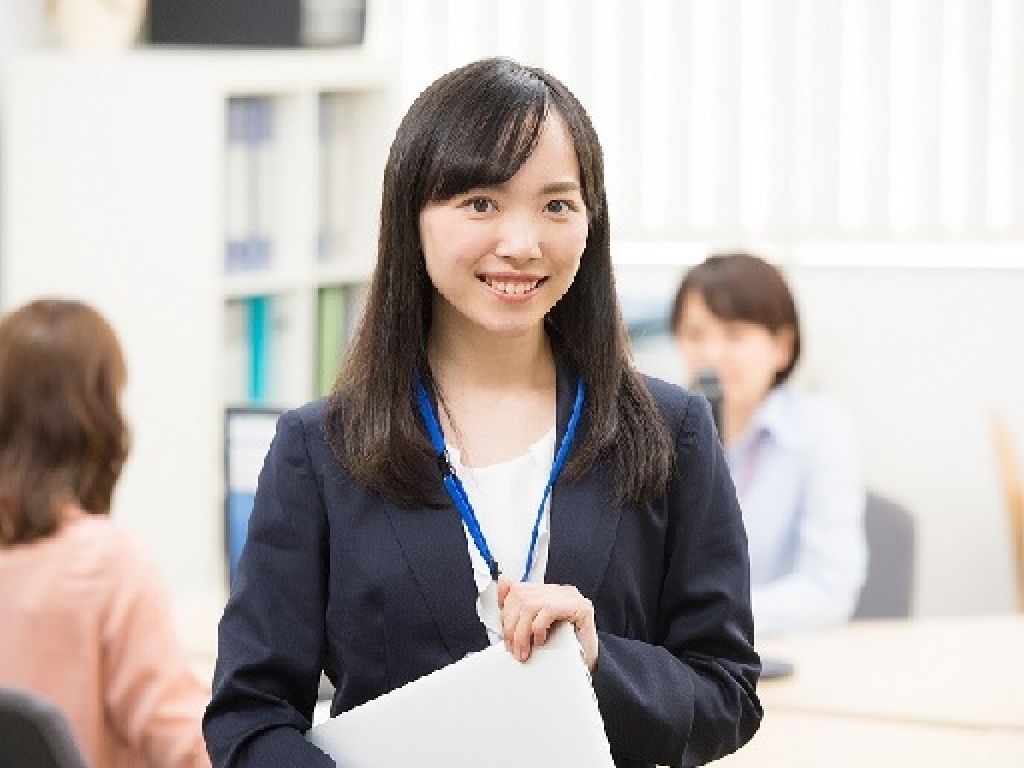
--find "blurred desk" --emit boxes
[715,712,1024,767]
[176,596,1024,763]
[755,615,1024,730]
[715,616,1024,767]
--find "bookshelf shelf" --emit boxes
[222,270,311,299]
[1,49,395,592]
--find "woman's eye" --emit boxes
[725,324,753,342]
[545,199,575,214]
[467,197,494,213]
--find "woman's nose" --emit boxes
[702,337,728,368]
[494,213,542,261]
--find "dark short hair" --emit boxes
[670,252,802,385]
[0,299,130,545]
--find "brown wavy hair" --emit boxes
[0,299,130,545]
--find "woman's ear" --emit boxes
[772,325,796,373]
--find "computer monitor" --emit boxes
[224,406,284,585]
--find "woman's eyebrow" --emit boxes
[462,180,582,195]
[540,181,582,195]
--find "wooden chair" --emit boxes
[991,415,1024,612]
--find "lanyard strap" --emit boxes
[413,373,585,583]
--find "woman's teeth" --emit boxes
[485,278,541,295]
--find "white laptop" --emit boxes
[306,622,616,767]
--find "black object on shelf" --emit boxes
[147,0,366,48]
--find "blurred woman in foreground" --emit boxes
[0,298,211,768]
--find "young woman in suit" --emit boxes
[204,57,761,768]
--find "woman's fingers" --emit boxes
[498,582,598,670]
[496,575,513,609]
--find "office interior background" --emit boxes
[1,0,1022,620]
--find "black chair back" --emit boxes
[853,490,916,619]
[0,686,88,768]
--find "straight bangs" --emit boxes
[699,273,790,332]
[700,281,751,325]
[422,74,549,203]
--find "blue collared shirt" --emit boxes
[727,386,867,637]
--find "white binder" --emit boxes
[306,622,616,767]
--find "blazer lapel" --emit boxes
[385,501,489,661]
[545,473,620,598]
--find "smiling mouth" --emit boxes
[480,276,546,295]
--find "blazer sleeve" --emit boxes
[203,409,335,768]
[590,392,762,767]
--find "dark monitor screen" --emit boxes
[224,407,283,585]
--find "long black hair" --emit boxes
[326,57,672,508]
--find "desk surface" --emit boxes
[756,615,1024,730]
[715,711,1024,768]
[175,592,1024,745]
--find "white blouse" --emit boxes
[447,426,556,644]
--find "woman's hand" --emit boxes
[496,577,598,672]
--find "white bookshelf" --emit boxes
[0,49,395,593]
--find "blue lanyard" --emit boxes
[413,373,585,583]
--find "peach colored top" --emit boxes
[0,509,211,768]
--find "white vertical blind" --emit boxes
[837,0,891,235]
[939,0,989,234]
[986,0,1023,234]
[687,0,723,232]
[637,0,681,235]
[392,0,1024,242]
[589,0,625,226]
[791,0,840,234]
[889,0,942,234]
[739,0,789,233]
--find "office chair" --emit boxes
[0,686,88,768]
[991,415,1024,612]
[853,490,916,619]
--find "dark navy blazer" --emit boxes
[203,369,762,767]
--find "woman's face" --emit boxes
[674,291,793,413]
[418,110,589,344]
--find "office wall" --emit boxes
[795,264,1022,616]
[0,2,47,294]
[0,4,47,83]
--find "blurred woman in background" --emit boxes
[0,298,211,768]
[672,253,867,636]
